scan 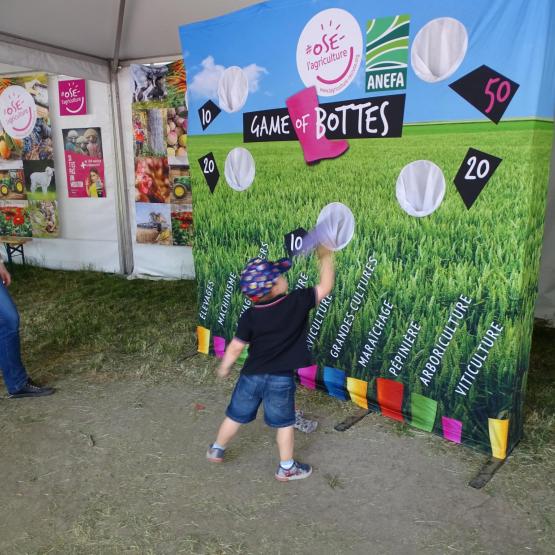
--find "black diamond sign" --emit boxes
[198,152,219,193]
[284,227,308,258]
[449,65,519,124]
[453,148,503,209]
[198,100,221,131]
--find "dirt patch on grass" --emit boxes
[1,371,553,554]
[1,268,553,553]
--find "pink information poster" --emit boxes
[62,127,105,198]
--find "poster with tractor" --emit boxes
[0,166,26,200]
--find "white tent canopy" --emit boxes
[0,0,554,323]
[0,0,263,79]
[0,0,263,278]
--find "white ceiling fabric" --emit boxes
[0,0,264,61]
[0,41,110,82]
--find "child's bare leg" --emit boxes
[274,425,311,480]
[276,425,294,461]
[207,417,241,463]
[215,417,242,448]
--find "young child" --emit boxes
[207,246,334,481]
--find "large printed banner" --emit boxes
[180,0,555,458]
[130,61,193,247]
[0,74,59,239]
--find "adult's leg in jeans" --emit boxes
[0,283,28,393]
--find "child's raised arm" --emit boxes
[315,245,335,304]
[217,338,246,378]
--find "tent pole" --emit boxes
[109,70,133,275]
[109,0,134,275]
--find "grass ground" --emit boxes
[0,266,553,553]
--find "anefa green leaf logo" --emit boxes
[366,15,410,93]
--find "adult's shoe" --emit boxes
[8,379,55,399]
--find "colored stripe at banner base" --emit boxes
[347,377,368,409]
[297,365,318,389]
[376,378,404,422]
[236,347,248,366]
[488,418,509,459]
[323,367,348,400]
[410,393,438,432]
[213,336,226,358]
[442,417,463,444]
[197,325,210,354]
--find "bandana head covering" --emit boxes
[239,257,292,302]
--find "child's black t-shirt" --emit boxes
[234,287,316,376]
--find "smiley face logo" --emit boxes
[11,106,34,133]
[59,79,87,116]
[0,86,37,139]
[297,8,362,97]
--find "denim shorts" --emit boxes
[226,373,296,428]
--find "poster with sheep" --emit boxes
[23,160,56,201]
[0,73,59,238]
[130,60,192,246]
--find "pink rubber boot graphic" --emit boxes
[286,86,349,164]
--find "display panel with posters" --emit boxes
[0,73,58,238]
[180,0,555,458]
[130,60,192,246]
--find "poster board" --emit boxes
[0,73,59,239]
[180,0,555,457]
[130,61,193,248]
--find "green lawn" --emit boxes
[10,266,199,382]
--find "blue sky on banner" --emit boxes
[179,0,555,135]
